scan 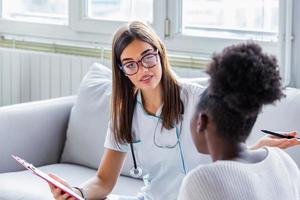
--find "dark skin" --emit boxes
[190,110,271,163]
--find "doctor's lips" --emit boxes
[261,130,300,139]
[140,75,153,82]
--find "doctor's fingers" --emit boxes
[51,188,72,200]
[58,193,76,200]
[58,193,69,200]
[51,187,63,199]
[48,182,61,194]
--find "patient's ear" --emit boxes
[197,113,208,133]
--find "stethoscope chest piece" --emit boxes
[130,166,143,178]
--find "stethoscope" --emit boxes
[129,97,187,178]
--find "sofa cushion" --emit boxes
[61,63,112,169]
[0,163,143,200]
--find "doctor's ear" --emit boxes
[196,113,208,133]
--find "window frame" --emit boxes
[71,0,164,35]
[163,0,279,55]
[161,0,292,85]
[0,0,2,18]
[70,0,126,35]
[0,0,165,46]
[1,0,69,25]
[278,0,293,86]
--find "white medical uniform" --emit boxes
[104,82,211,200]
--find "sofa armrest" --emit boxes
[0,96,75,173]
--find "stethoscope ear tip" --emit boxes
[130,166,143,178]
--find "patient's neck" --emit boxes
[208,136,246,162]
[208,135,267,163]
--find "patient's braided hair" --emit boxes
[198,42,285,142]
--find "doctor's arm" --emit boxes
[49,148,126,200]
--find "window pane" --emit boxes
[182,0,279,40]
[2,0,68,25]
[86,0,153,23]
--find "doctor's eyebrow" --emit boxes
[121,48,154,62]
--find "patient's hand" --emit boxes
[251,131,300,150]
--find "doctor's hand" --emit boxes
[48,173,76,200]
[250,131,300,150]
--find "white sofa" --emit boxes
[0,63,300,199]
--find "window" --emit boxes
[2,0,68,25]
[0,0,293,84]
[182,0,278,41]
[70,0,156,36]
[0,0,285,46]
[0,0,290,64]
[85,0,153,23]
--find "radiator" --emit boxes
[0,48,103,106]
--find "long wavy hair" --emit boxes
[111,21,183,144]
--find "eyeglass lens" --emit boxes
[122,52,158,75]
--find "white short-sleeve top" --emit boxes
[104,82,211,200]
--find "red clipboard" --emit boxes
[12,155,84,200]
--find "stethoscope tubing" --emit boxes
[129,94,187,178]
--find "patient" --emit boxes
[178,43,300,200]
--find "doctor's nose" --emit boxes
[142,66,150,72]
[137,62,150,73]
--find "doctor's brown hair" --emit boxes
[111,21,183,144]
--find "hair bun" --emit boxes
[207,42,284,116]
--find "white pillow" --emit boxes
[61,63,112,169]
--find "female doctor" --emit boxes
[48,21,300,200]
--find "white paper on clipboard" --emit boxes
[12,155,84,200]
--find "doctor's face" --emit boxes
[120,39,162,91]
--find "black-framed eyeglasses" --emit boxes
[119,49,159,76]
